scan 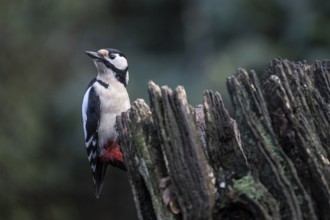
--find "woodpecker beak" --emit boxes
[85,51,102,59]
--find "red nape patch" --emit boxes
[100,142,124,163]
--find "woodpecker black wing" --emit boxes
[82,80,109,198]
[83,84,99,145]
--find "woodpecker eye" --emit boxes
[109,54,116,60]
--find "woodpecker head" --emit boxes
[85,48,129,86]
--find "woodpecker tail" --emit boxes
[93,145,126,198]
[93,159,109,199]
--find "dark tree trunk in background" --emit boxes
[116,59,330,220]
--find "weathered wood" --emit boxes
[116,58,330,220]
[261,60,330,219]
[227,68,316,220]
[116,106,157,220]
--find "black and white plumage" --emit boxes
[82,48,130,198]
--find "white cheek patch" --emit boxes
[109,55,128,70]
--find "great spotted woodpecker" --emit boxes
[82,48,130,198]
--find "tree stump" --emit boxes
[116,58,330,220]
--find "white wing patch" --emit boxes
[88,151,97,162]
[86,136,93,148]
[91,164,96,172]
[92,139,97,146]
[82,86,92,140]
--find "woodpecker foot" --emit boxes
[159,177,180,214]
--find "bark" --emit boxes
[116,58,330,220]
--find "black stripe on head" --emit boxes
[103,61,128,87]
[115,68,128,87]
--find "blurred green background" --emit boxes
[0,0,329,219]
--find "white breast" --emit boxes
[94,79,130,147]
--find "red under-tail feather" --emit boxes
[93,141,126,198]
[100,142,126,171]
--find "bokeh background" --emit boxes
[1,0,330,219]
